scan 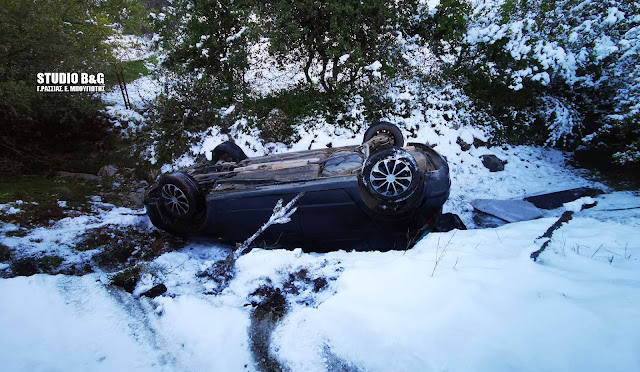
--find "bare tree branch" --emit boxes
[235,192,305,259]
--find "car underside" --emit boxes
[144,122,451,251]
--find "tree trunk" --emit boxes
[319,55,332,93]
[331,56,339,91]
[304,47,315,85]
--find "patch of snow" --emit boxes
[226,26,247,43]
[107,34,154,62]
[0,275,170,371]
[364,61,382,71]
[6,207,22,215]
[0,203,150,268]
[563,196,595,212]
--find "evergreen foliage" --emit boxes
[457,0,640,166]
[255,0,419,94]
[0,0,117,172]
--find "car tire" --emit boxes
[362,121,404,147]
[362,147,422,202]
[157,172,204,220]
[211,141,248,164]
[146,201,173,232]
[146,201,205,236]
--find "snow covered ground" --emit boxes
[1,151,639,371]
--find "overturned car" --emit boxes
[144,122,450,251]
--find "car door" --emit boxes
[207,191,303,245]
[297,187,378,245]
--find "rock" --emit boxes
[481,154,507,172]
[141,284,167,298]
[473,137,488,148]
[53,186,74,198]
[55,171,101,181]
[102,192,145,208]
[457,129,474,151]
[0,243,11,261]
[125,192,145,208]
[456,137,472,151]
[98,164,118,177]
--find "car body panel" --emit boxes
[145,142,451,251]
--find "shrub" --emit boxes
[457,0,640,166]
[255,0,419,94]
[149,0,254,162]
[0,0,116,173]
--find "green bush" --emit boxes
[455,0,640,166]
[255,0,419,94]
[0,0,117,173]
[101,0,151,35]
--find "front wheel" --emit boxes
[362,121,404,147]
[156,172,205,219]
[145,172,206,236]
[145,202,205,236]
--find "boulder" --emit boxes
[102,192,144,208]
[473,137,488,148]
[457,129,475,151]
[481,154,507,172]
[98,164,118,177]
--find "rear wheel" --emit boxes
[211,141,247,164]
[359,147,423,214]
